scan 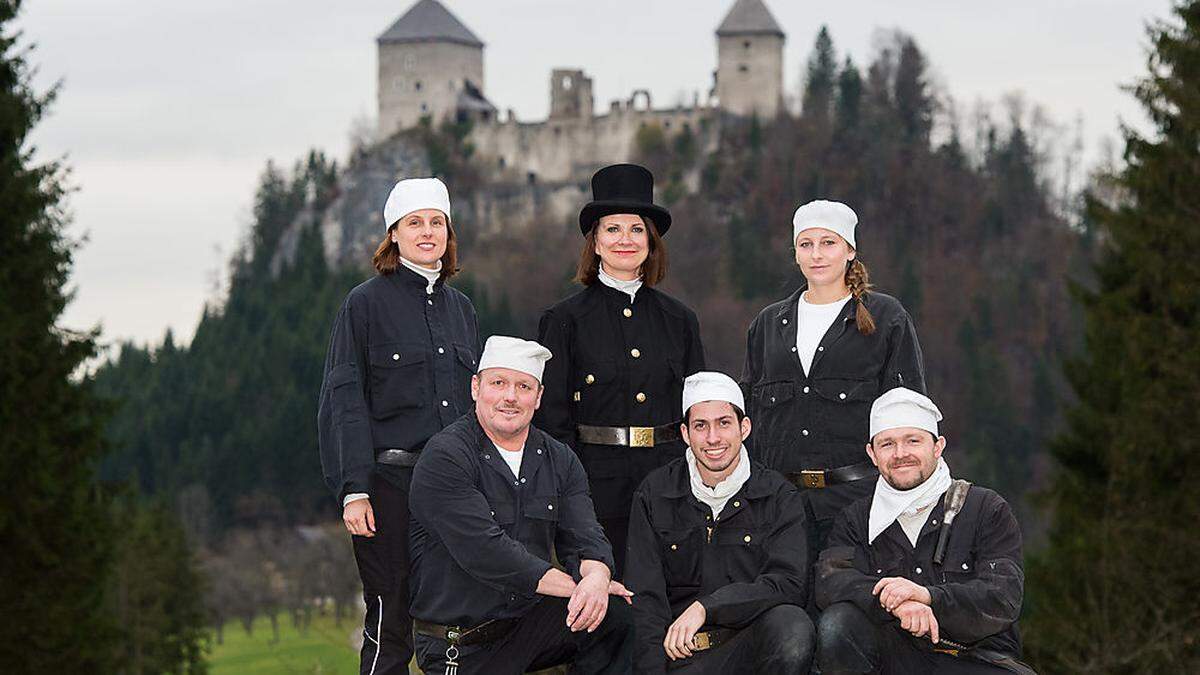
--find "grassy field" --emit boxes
[207,613,363,675]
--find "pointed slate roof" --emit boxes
[378,0,484,47]
[716,0,785,37]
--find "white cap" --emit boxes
[869,387,943,440]
[477,336,553,383]
[682,371,745,417]
[383,177,451,230]
[792,199,858,249]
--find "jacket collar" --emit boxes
[660,454,775,500]
[388,264,445,293]
[471,413,547,483]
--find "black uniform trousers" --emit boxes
[351,470,413,675]
[413,596,633,675]
[818,603,1014,675]
[666,605,815,674]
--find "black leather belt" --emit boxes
[786,461,877,489]
[412,617,521,647]
[576,422,681,448]
[375,448,421,467]
[691,627,738,651]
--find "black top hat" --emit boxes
[578,163,672,236]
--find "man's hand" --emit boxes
[566,564,611,633]
[892,600,939,643]
[608,580,634,605]
[342,498,375,537]
[873,576,931,612]
[663,601,706,661]
[536,568,577,598]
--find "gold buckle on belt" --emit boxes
[629,426,655,447]
[692,631,712,651]
[800,470,826,489]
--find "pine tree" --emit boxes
[834,56,863,138]
[801,26,837,124]
[0,0,118,669]
[1026,2,1200,671]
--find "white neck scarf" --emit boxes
[598,263,642,303]
[686,444,751,520]
[868,457,952,544]
[400,256,442,294]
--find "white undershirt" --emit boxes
[897,503,935,547]
[598,263,642,303]
[400,256,442,294]
[795,291,851,375]
[493,441,524,479]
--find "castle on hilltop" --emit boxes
[376,0,786,184]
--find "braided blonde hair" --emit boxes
[845,258,876,335]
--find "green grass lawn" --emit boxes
[207,613,362,675]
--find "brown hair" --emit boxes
[846,257,876,335]
[574,215,668,286]
[372,221,459,281]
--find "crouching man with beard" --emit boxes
[625,371,814,673]
[408,336,633,675]
[815,387,1035,674]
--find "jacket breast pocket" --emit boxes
[812,377,877,441]
[940,554,978,583]
[369,343,427,420]
[750,381,795,441]
[660,529,703,587]
[488,498,517,529]
[712,527,765,581]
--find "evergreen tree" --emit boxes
[801,26,837,124]
[0,0,117,669]
[893,36,934,144]
[1026,2,1200,671]
[834,56,863,137]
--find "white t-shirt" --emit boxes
[493,441,524,478]
[796,292,852,375]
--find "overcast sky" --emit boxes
[17,0,1167,349]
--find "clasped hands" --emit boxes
[873,576,939,644]
[538,561,633,634]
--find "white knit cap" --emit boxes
[792,199,858,249]
[477,336,553,383]
[682,371,745,417]
[869,387,943,440]
[383,177,451,230]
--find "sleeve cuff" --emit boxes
[342,493,370,507]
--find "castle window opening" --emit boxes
[738,64,749,73]
[562,76,573,90]
[405,55,416,70]
[415,80,423,91]
[743,40,751,49]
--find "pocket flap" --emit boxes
[454,344,477,370]
[812,377,877,403]
[523,496,560,521]
[753,381,795,408]
[370,343,425,368]
[488,499,516,525]
[327,363,359,389]
[577,360,617,386]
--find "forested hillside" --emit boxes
[94,28,1090,533]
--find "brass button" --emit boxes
[623,308,632,318]
[670,544,678,551]
[630,348,641,358]
[743,534,752,543]
[573,391,581,401]
[636,392,647,403]
[585,374,595,384]
[732,501,740,508]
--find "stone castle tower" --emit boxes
[376,0,494,137]
[714,0,786,118]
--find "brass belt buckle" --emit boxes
[692,631,712,651]
[629,426,655,447]
[446,626,462,644]
[801,470,827,489]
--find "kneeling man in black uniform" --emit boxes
[409,336,633,674]
[816,387,1035,674]
[626,371,814,673]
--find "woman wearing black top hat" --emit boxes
[741,199,926,559]
[535,163,705,578]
